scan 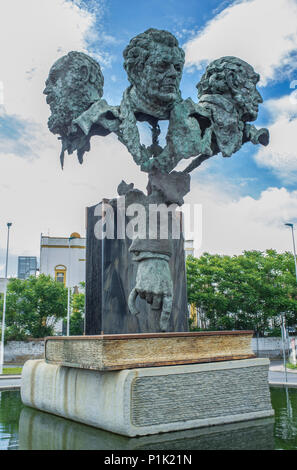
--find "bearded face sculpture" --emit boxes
[44,51,104,137]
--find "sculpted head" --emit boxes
[44,51,104,136]
[123,28,185,108]
[197,57,263,122]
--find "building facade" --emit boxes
[40,235,191,290]
[17,256,38,279]
[40,233,86,291]
[184,240,194,258]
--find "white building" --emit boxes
[39,234,192,291]
[40,233,86,291]
[184,240,195,258]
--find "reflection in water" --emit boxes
[18,406,275,450]
[4,388,297,450]
[271,387,297,450]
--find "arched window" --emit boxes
[55,265,67,286]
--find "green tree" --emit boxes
[70,283,85,335]
[186,250,297,334]
[61,282,85,335]
[0,274,67,340]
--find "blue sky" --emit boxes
[81,0,296,198]
[1,0,297,275]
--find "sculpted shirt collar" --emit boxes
[198,93,237,115]
[74,99,120,135]
[199,93,244,158]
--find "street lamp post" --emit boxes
[281,313,288,383]
[284,223,297,376]
[285,223,297,283]
[66,236,75,336]
[67,237,71,336]
[0,223,12,375]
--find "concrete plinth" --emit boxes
[21,358,274,437]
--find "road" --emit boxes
[268,360,297,385]
[269,370,297,384]
[0,376,21,390]
[1,361,297,389]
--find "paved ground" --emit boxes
[0,376,21,390]
[269,360,297,387]
[270,360,297,372]
[1,360,297,390]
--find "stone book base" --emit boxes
[44,331,255,371]
[21,358,274,437]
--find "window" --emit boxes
[18,256,37,279]
[55,265,66,286]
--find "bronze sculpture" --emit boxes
[44,29,269,332]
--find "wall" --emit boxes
[3,336,295,363]
[4,339,44,364]
[252,336,295,359]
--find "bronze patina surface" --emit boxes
[44,29,269,333]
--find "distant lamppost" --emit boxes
[0,223,12,374]
[285,223,297,283]
[66,235,76,336]
[284,223,297,379]
[281,313,288,383]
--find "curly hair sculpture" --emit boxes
[123,28,185,76]
[196,56,260,97]
[64,51,104,92]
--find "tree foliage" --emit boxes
[186,250,297,334]
[0,274,67,340]
[69,282,85,335]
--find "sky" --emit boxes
[1,0,297,276]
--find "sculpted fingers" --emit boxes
[146,293,153,304]
[152,294,162,310]
[128,288,139,315]
[160,293,173,332]
[138,290,146,300]
[163,294,173,312]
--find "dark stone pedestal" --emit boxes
[85,199,189,334]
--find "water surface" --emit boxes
[0,388,296,450]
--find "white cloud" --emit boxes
[264,94,297,119]
[0,0,296,277]
[184,0,297,85]
[0,132,148,276]
[254,94,297,180]
[1,126,295,276]
[185,183,297,256]
[0,0,126,278]
[0,0,102,123]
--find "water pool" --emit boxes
[0,388,296,450]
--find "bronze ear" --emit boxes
[225,70,240,92]
[89,69,96,84]
[79,65,89,82]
